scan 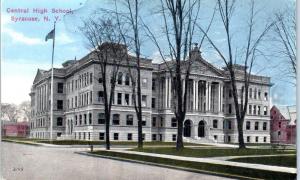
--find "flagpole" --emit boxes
[50,21,56,141]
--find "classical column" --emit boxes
[205,82,209,112]
[168,78,171,108]
[193,79,196,110]
[165,77,168,108]
[182,79,185,98]
[218,83,221,112]
[208,82,211,112]
[195,80,199,111]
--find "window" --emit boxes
[255,122,259,130]
[57,83,64,93]
[57,132,62,137]
[117,72,123,85]
[117,93,122,105]
[127,133,132,140]
[264,92,268,101]
[264,137,267,142]
[99,132,105,140]
[57,100,63,110]
[142,78,147,87]
[278,122,282,128]
[171,118,177,127]
[258,90,261,99]
[229,89,232,98]
[172,134,176,141]
[152,134,157,141]
[125,74,130,86]
[254,88,257,99]
[253,105,256,115]
[89,113,92,124]
[247,136,250,142]
[228,120,232,130]
[113,114,120,125]
[98,113,105,124]
[126,115,133,125]
[88,132,90,140]
[98,91,104,103]
[142,133,145,141]
[263,106,267,115]
[98,77,103,83]
[90,73,93,84]
[57,117,63,126]
[152,79,156,91]
[152,117,156,127]
[125,94,129,105]
[263,122,267,130]
[161,118,164,127]
[83,132,86,140]
[75,115,78,125]
[84,114,87,124]
[114,133,119,140]
[255,136,259,142]
[278,131,281,136]
[258,106,261,115]
[142,116,146,126]
[79,115,82,125]
[213,120,218,128]
[249,105,252,115]
[75,96,77,107]
[228,136,231,142]
[246,121,251,130]
[228,104,232,114]
[249,88,252,98]
[151,98,156,108]
[214,135,217,140]
[142,95,147,107]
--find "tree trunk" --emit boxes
[176,118,184,150]
[237,117,245,149]
[105,114,110,150]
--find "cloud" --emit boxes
[3,28,44,45]
[150,51,164,63]
[56,32,74,45]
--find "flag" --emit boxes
[45,29,55,41]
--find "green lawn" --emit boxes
[132,147,295,157]
[90,150,296,180]
[230,155,296,168]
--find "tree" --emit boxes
[2,103,19,122]
[80,18,126,150]
[19,101,31,121]
[113,0,145,148]
[273,9,296,81]
[197,0,274,148]
[143,0,203,150]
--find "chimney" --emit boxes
[190,43,201,60]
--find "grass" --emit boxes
[132,147,295,157]
[90,150,296,180]
[230,155,296,168]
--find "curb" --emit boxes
[75,151,262,180]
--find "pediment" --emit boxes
[190,59,223,77]
[33,69,46,84]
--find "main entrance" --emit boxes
[198,120,205,137]
[183,120,192,137]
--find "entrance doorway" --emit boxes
[198,121,205,137]
[183,120,192,137]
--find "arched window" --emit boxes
[213,120,218,128]
[113,114,120,125]
[125,73,130,86]
[57,117,63,126]
[117,72,123,85]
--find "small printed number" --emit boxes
[13,167,23,171]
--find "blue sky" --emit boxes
[1,0,296,106]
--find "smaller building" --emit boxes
[2,121,30,137]
[270,105,296,144]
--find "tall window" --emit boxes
[151,98,156,108]
[90,73,93,84]
[117,72,123,85]
[57,117,63,126]
[125,74,130,86]
[113,114,120,125]
[152,117,156,127]
[57,100,63,110]
[114,133,119,140]
[213,120,218,128]
[125,94,129,105]
[263,122,267,130]
[264,106,267,115]
[142,95,147,107]
[171,118,177,127]
[152,79,156,91]
[57,83,64,93]
[126,115,133,125]
[228,120,232,130]
[228,104,232,114]
[142,116,146,126]
[246,121,251,130]
[264,92,268,100]
[89,113,92,124]
[117,93,122,105]
[75,115,78,125]
[255,122,259,130]
[249,105,252,115]
[253,105,256,115]
[84,114,87,124]
[142,78,147,87]
[127,133,132,140]
[98,113,105,124]
[254,88,257,99]
[249,88,252,98]
[98,91,104,103]
[258,106,261,115]
[99,132,105,140]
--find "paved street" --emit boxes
[1,142,233,180]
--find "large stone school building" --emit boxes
[29,44,271,143]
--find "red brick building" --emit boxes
[2,121,30,137]
[270,105,296,144]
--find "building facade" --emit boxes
[270,105,296,144]
[29,44,271,143]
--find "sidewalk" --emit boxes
[103,149,296,174]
